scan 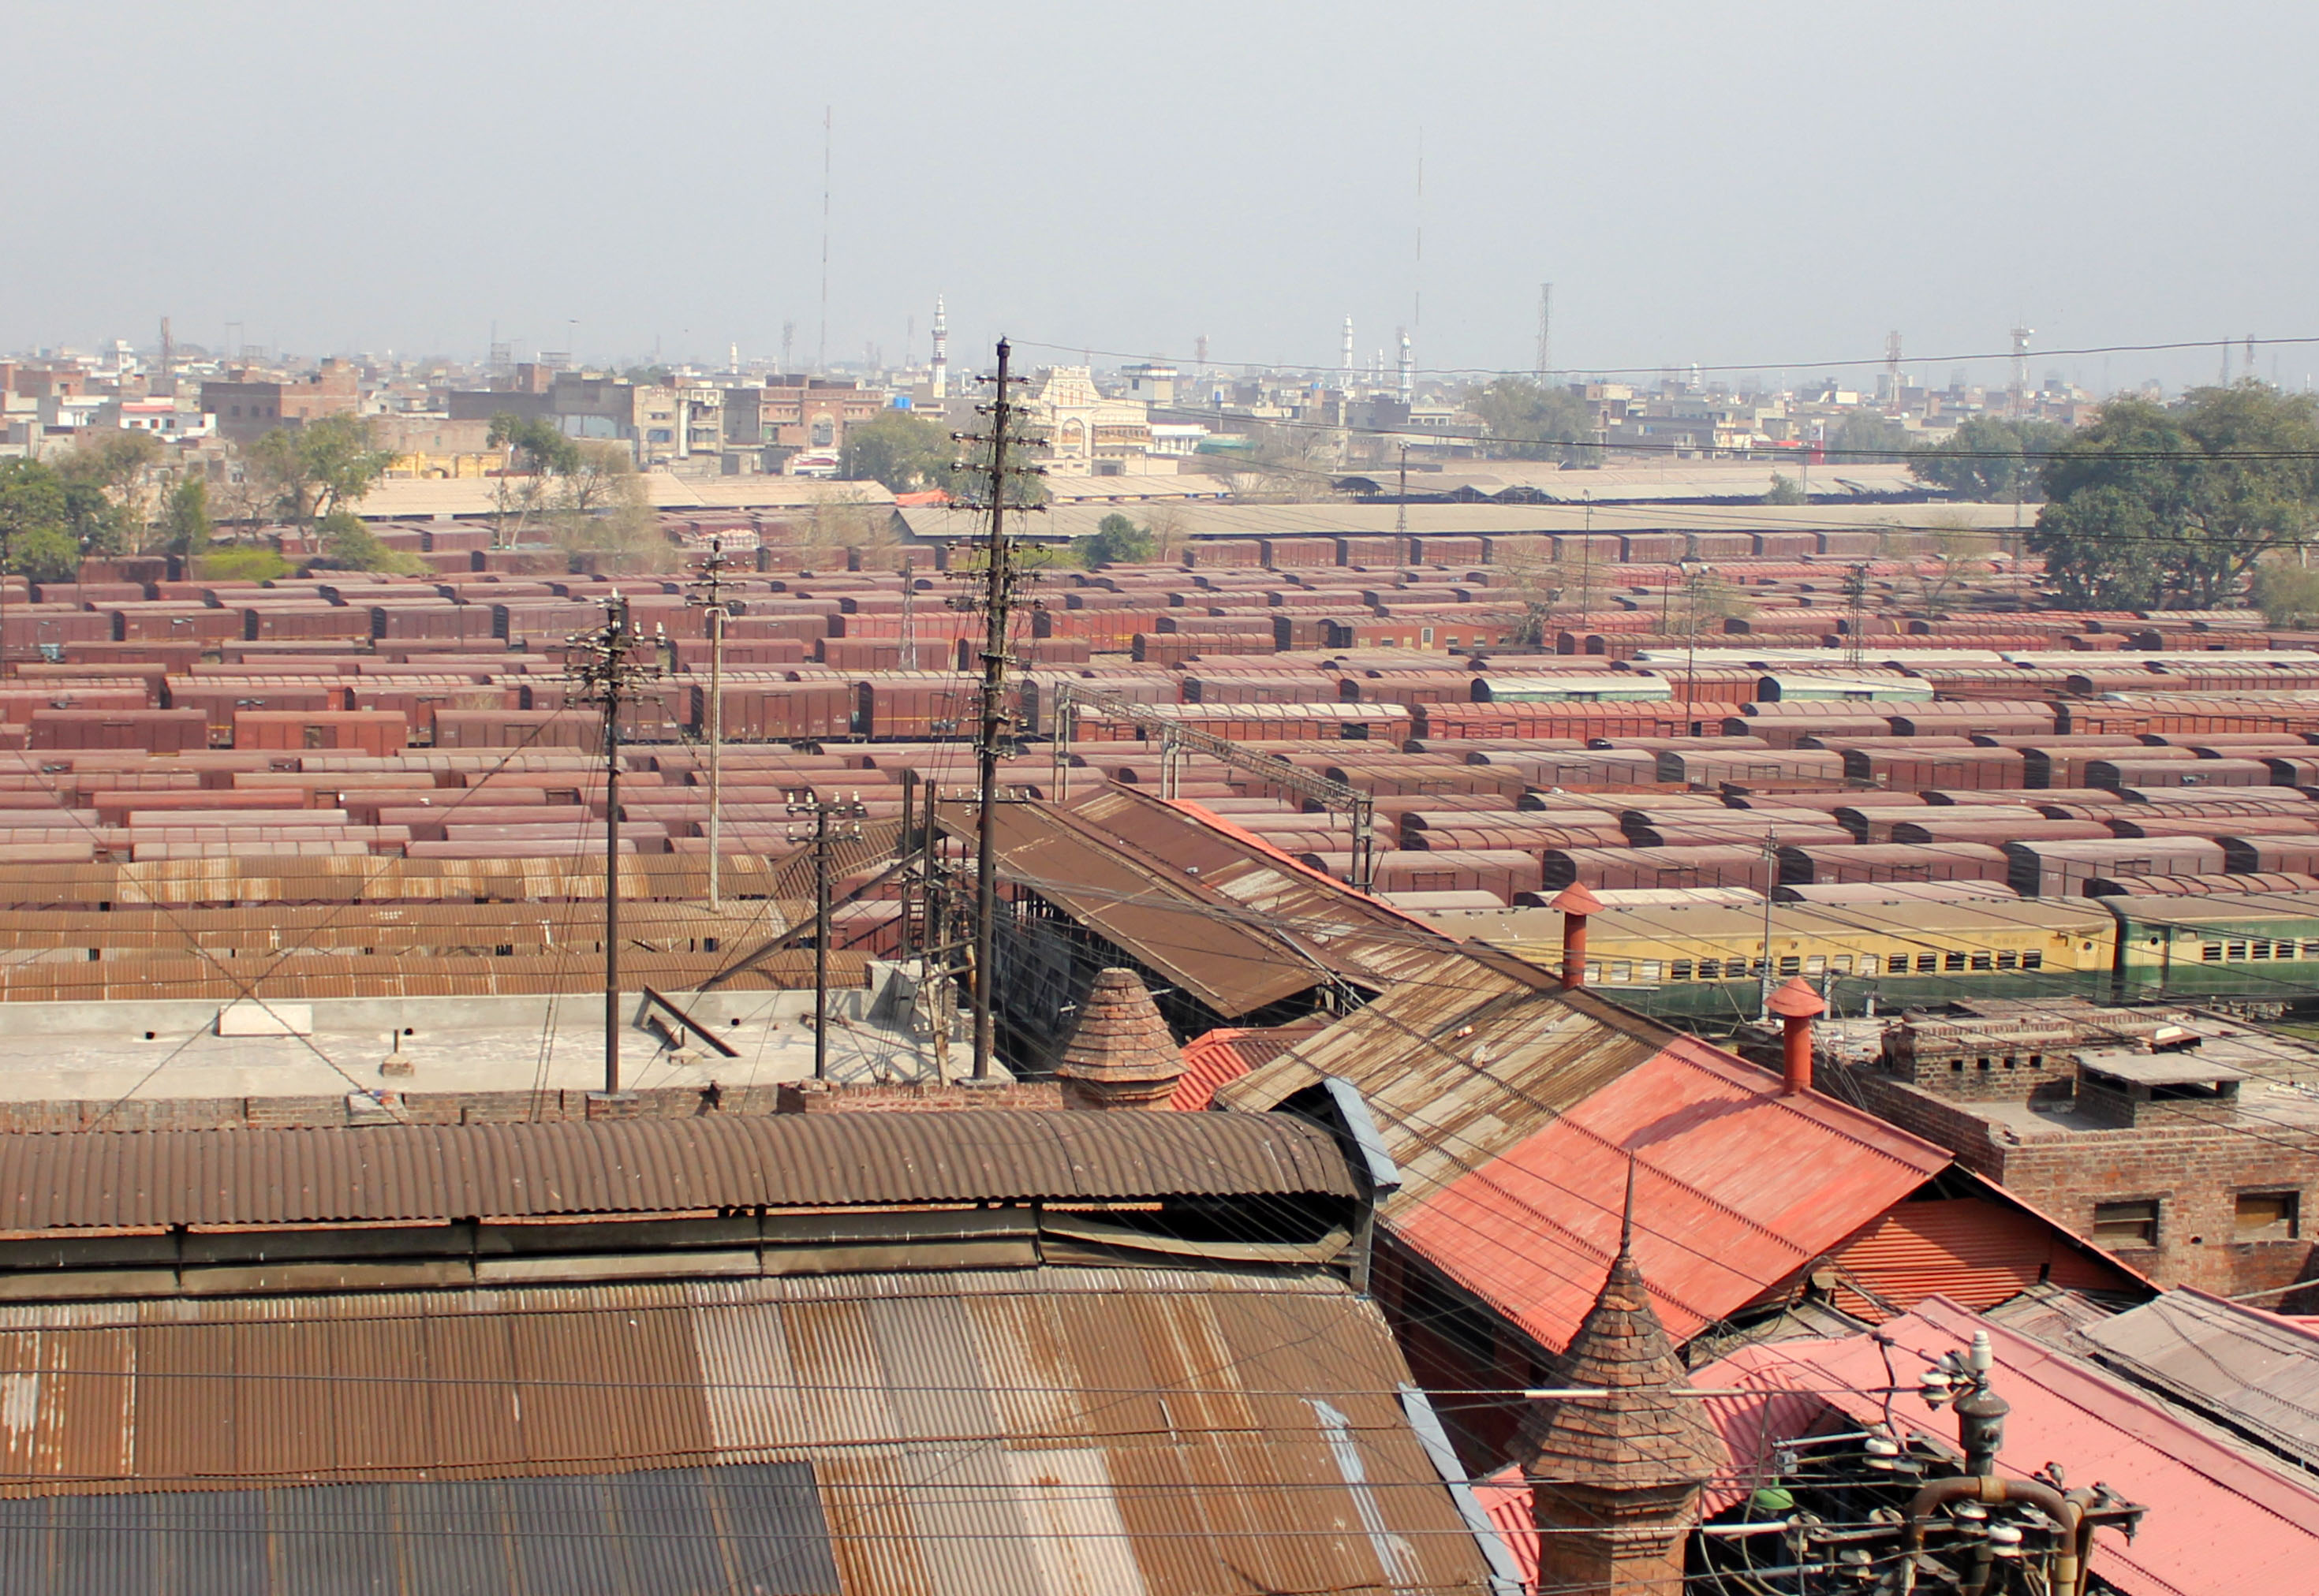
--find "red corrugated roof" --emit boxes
[1174,1022,1329,1111]
[1828,1195,2141,1320]
[1389,1031,1951,1350]
[1692,1297,2319,1596]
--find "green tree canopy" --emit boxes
[308,509,422,574]
[1761,472,1806,505]
[1825,411,1911,463]
[838,409,953,494]
[2032,382,2319,610]
[1071,512,1156,568]
[1462,378,1596,463]
[487,411,581,478]
[246,414,395,529]
[160,475,213,557]
[1909,415,2071,502]
[0,456,118,576]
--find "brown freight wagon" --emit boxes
[1843,748,2030,791]
[1540,844,1772,893]
[230,710,409,756]
[28,708,208,754]
[855,677,983,740]
[2003,837,2231,897]
[1298,846,1541,901]
[700,684,857,742]
[1779,841,2012,889]
[429,709,598,751]
[2086,756,2273,790]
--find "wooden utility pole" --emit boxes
[688,539,737,907]
[566,592,660,1094]
[788,790,866,1081]
[969,337,1029,1080]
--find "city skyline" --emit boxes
[6,2,2316,393]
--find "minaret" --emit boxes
[1342,315,1356,390]
[930,295,949,401]
[1514,1163,1723,1596]
[1397,327,1413,403]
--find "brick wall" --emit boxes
[1845,1067,2318,1301]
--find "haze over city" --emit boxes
[5,8,2319,1594]
[9,2,2317,390]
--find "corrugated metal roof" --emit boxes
[1694,1296,2319,1596]
[1173,1022,1330,1112]
[0,1110,1357,1232]
[1218,945,1951,1351]
[2082,1289,2319,1471]
[0,1268,1495,1596]
[959,789,1445,1016]
[1826,1195,2141,1321]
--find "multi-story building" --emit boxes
[719,377,888,469]
[200,358,362,443]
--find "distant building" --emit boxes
[200,357,361,443]
[719,376,887,468]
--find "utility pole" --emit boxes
[687,538,737,908]
[1843,561,1869,669]
[1758,830,1780,1023]
[1395,444,1410,539]
[963,338,1041,1080]
[898,557,917,671]
[788,790,866,1081]
[566,592,660,1094]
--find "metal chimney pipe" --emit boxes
[1767,976,1826,1094]
[1548,882,1604,990]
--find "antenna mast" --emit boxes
[1535,284,1552,382]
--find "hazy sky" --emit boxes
[10,2,2316,392]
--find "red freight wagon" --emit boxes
[1262,538,1339,569]
[1410,536,1484,565]
[855,678,982,740]
[1180,540,1264,569]
[1780,841,2013,889]
[1298,847,1542,901]
[28,709,207,753]
[700,684,857,742]
[245,606,374,642]
[110,608,244,643]
[231,710,409,756]
[428,710,598,751]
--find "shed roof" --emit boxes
[2083,1288,2319,1472]
[1216,945,1951,1351]
[0,1267,1496,1596]
[0,1109,1357,1232]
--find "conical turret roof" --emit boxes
[1055,968,1184,1109]
[1516,1167,1725,1490]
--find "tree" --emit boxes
[160,475,213,558]
[487,411,581,478]
[1071,513,1156,568]
[838,409,952,494]
[59,430,164,550]
[2032,382,2319,610]
[1,457,114,576]
[1462,378,1596,464]
[245,414,394,529]
[1909,415,2071,502]
[2252,560,2319,628]
[1825,411,1911,463]
[1761,472,1806,505]
[308,509,423,574]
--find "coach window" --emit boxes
[1944,951,1967,971]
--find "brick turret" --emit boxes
[1516,1166,1725,1594]
[1055,968,1184,1111]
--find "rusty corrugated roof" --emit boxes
[1219,944,1952,1351]
[0,1110,1357,1232]
[0,1268,1497,1596]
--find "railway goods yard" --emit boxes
[13,513,2319,1113]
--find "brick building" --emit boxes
[1842,999,2319,1304]
[200,358,361,443]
